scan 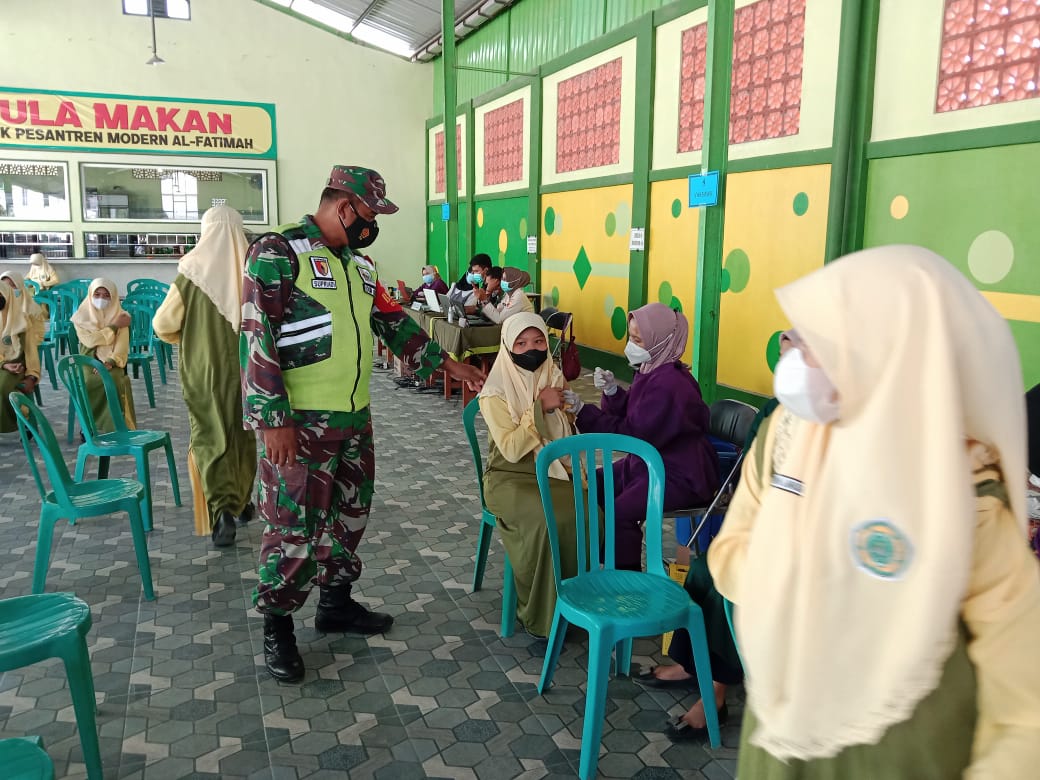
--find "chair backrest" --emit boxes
[122,291,166,314]
[708,399,759,449]
[24,278,40,294]
[57,354,129,437]
[461,398,490,512]
[8,391,75,506]
[126,278,169,297]
[54,279,89,304]
[540,307,573,335]
[536,433,666,585]
[123,302,156,353]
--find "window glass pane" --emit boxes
[123,0,191,20]
[0,161,70,220]
[80,163,267,223]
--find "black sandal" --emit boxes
[665,703,729,742]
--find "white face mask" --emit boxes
[624,340,652,367]
[91,297,111,310]
[773,347,841,425]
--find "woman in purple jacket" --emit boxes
[565,303,719,571]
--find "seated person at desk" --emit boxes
[411,264,448,303]
[448,253,493,314]
[71,278,137,432]
[479,313,581,637]
[565,303,719,571]
[476,267,534,324]
[0,271,44,435]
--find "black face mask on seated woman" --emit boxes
[510,348,548,372]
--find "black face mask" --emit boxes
[509,348,548,372]
[341,202,379,250]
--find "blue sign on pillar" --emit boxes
[441,203,451,221]
[688,171,720,207]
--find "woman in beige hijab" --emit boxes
[476,267,534,324]
[0,271,44,433]
[154,205,256,547]
[71,278,136,432]
[709,245,1040,778]
[26,252,60,290]
[478,312,580,637]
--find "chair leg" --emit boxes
[33,383,43,406]
[686,610,722,749]
[137,452,154,532]
[578,631,613,780]
[142,364,155,408]
[472,521,494,592]
[31,514,57,594]
[66,398,76,444]
[155,350,167,385]
[126,501,155,601]
[614,637,633,678]
[501,553,517,638]
[75,450,88,482]
[163,437,182,507]
[537,608,567,693]
[62,637,104,780]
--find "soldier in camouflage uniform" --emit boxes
[241,165,485,682]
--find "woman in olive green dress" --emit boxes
[478,312,581,637]
[70,278,136,432]
[0,272,44,433]
[709,246,1040,778]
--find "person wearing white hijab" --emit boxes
[709,245,1040,778]
[26,252,60,290]
[0,271,44,433]
[71,278,136,432]
[154,205,257,547]
[478,312,582,637]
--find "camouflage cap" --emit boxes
[327,165,399,214]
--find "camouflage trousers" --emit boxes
[253,413,375,616]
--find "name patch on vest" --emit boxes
[309,255,337,290]
[771,473,804,496]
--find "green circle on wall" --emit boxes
[658,280,673,304]
[544,207,556,235]
[671,198,682,218]
[723,249,751,293]
[670,296,683,313]
[605,212,616,237]
[519,217,528,239]
[720,268,732,293]
[792,192,809,216]
[766,330,784,372]
[551,286,560,306]
[610,306,628,340]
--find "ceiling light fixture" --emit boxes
[146,2,165,65]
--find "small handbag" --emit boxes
[561,320,581,381]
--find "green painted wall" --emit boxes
[473,197,531,273]
[434,0,675,107]
[426,204,448,278]
[863,143,1040,388]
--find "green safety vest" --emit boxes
[275,223,378,413]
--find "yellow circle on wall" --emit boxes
[889,195,909,220]
[477,207,485,228]
[498,228,508,254]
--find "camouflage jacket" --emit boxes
[241,216,446,435]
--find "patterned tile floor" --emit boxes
[0,356,742,779]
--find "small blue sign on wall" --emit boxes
[441,203,450,221]
[688,171,720,208]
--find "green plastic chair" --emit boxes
[48,288,79,357]
[57,355,181,532]
[9,391,155,600]
[535,433,721,780]
[461,398,517,637]
[33,290,58,391]
[123,302,162,403]
[125,278,169,297]
[0,594,101,779]
[123,292,174,374]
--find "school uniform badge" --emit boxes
[310,255,337,289]
[850,519,913,580]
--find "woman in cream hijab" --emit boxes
[71,278,136,432]
[709,245,1040,778]
[0,271,45,433]
[478,312,581,637]
[26,252,60,290]
[154,205,256,547]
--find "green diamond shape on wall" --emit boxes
[573,246,592,289]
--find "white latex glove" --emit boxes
[593,367,618,396]
[563,389,584,414]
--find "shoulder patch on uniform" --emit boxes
[289,238,312,255]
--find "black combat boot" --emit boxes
[211,509,237,548]
[314,583,394,635]
[236,501,255,527]
[263,613,304,682]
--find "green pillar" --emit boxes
[693,0,735,402]
[626,16,655,314]
[442,0,460,281]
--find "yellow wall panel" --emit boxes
[540,185,633,354]
[647,179,700,365]
[717,164,831,395]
